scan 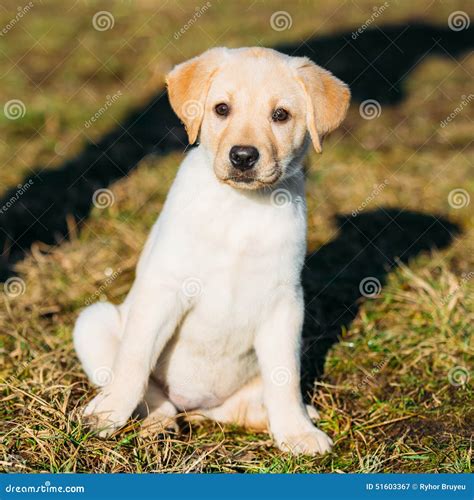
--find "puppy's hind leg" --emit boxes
[187,377,268,431]
[139,379,179,435]
[187,376,320,431]
[73,302,122,386]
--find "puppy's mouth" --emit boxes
[220,166,282,190]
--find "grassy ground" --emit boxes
[0,0,473,472]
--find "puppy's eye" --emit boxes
[214,103,230,117]
[272,108,290,122]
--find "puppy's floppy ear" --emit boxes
[166,48,226,144]
[293,57,350,153]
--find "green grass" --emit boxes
[0,0,473,472]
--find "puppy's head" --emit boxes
[166,47,350,190]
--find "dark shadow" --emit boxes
[0,22,471,279]
[300,208,460,395]
[0,92,186,280]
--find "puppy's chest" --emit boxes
[192,240,279,324]
[191,209,300,289]
[183,209,303,332]
[188,192,304,262]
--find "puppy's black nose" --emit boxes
[229,145,259,171]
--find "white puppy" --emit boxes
[74,47,350,455]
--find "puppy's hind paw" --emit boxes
[140,414,179,437]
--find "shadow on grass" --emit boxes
[300,208,460,394]
[0,22,471,280]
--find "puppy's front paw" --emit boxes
[275,426,333,456]
[83,391,130,438]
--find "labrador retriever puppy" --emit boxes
[74,47,350,455]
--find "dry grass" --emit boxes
[0,0,473,473]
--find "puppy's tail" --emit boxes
[73,302,122,386]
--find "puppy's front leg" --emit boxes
[83,283,184,437]
[255,286,333,455]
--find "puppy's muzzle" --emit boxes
[229,145,260,171]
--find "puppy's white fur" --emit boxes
[74,47,350,455]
